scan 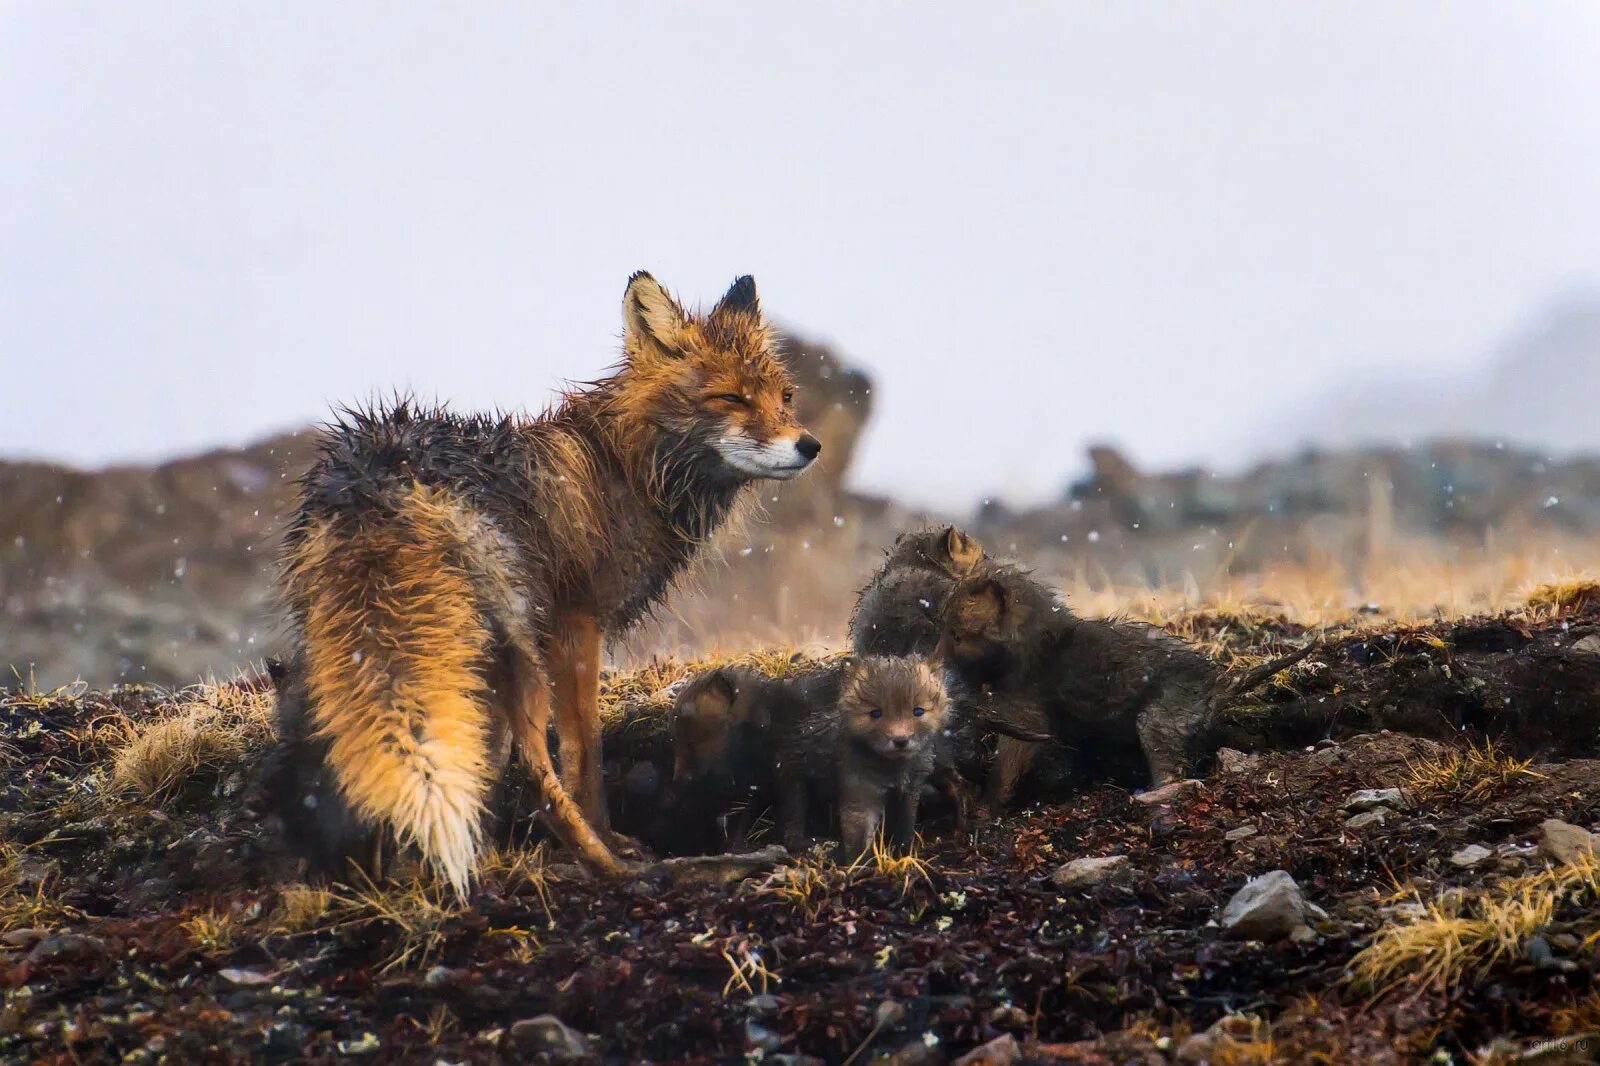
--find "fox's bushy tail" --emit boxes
[284,488,498,896]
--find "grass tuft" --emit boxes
[1406,739,1544,803]
[1525,578,1600,615]
[1350,855,1600,998]
[107,682,275,801]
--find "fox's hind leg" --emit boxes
[548,612,644,855]
[505,644,624,877]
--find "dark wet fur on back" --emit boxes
[850,526,986,657]
[941,562,1222,787]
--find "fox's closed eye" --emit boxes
[712,393,747,405]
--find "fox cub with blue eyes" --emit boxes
[271,272,820,894]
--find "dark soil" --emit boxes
[6,601,1600,1063]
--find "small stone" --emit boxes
[1049,855,1130,888]
[1215,748,1260,774]
[25,933,106,964]
[1343,788,1408,812]
[988,1003,1030,1028]
[1176,1014,1267,1064]
[1571,633,1600,655]
[745,1020,783,1052]
[954,1033,1020,1066]
[1133,779,1203,805]
[1540,819,1600,865]
[746,993,781,1019]
[0,928,43,950]
[1450,844,1492,869]
[1225,824,1259,842]
[1309,746,1346,768]
[1220,871,1313,941]
[508,1015,590,1058]
[1344,809,1389,830]
[218,967,272,986]
[423,965,467,988]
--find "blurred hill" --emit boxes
[1264,291,1600,454]
[9,325,1600,689]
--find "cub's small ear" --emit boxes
[961,578,1006,630]
[943,527,983,575]
[623,271,689,359]
[710,274,760,321]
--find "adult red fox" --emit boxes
[271,273,819,893]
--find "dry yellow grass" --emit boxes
[270,884,334,935]
[1406,739,1545,803]
[323,875,465,973]
[1525,578,1600,615]
[183,906,239,954]
[1350,855,1600,998]
[106,682,275,801]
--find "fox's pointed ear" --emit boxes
[623,271,689,360]
[710,274,760,321]
[943,527,983,575]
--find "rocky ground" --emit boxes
[5,590,1600,1063]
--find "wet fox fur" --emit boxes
[849,526,985,657]
[939,563,1315,790]
[272,272,820,893]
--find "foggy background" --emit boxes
[6,3,1600,507]
[6,3,1600,688]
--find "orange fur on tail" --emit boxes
[284,487,495,895]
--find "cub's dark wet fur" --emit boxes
[665,663,834,851]
[777,656,949,859]
[940,563,1314,789]
[849,526,985,657]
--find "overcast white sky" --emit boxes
[4,3,1599,507]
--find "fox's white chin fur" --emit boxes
[715,433,814,480]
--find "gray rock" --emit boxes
[746,993,781,1019]
[1571,633,1600,655]
[0,928,43,950]
[1176,1014,1267,1064]
[953,1034,1020,1066]
[1220,870,1314,941]
[218,967,272,986]
[1215,748,1260,774]
[1343,788,1408,812]
[1133,779,1203,805]
[25,933,106,964]
[1049,855,1130,889]
[1344,809,1390,830]
[1540,819,1600,865]
[1225,824,1259,842]
[508,1015,590,1059]
[1450,844,1492,869]
[1309,746,1346,768]
[745,1020,783,1052]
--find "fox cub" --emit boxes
[939,563,1315,788]
[668,656,950,858]
[850,526,1051,818]
[272,272,819,893]
[849,526,985,656]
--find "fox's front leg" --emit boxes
[886,782,922,851]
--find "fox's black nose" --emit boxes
[796,434,822,461]
[892,736,909,750]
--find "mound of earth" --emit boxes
[5,599,1600,1062]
